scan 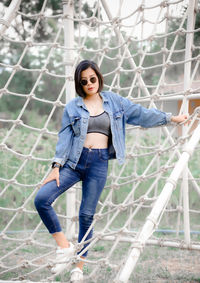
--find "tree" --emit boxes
[0,0,102,119]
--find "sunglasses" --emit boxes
[80,76,97,86]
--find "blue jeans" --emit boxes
[34,147,108,257]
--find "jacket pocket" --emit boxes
[113,110,123,130]
[70,116,81,136]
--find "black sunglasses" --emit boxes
[80,76,97,86]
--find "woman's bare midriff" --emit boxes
[83,133,108,149]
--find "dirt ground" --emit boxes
[130,245,200,283]
[1,237,200,282]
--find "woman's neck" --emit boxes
[84,92,100,102]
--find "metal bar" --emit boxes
[62,0,76,240]
[181,0,197,245]
[102,235,200,251]
[132,93,200,103]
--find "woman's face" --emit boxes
[80,67,99,97]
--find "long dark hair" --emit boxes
[74,60,104,97]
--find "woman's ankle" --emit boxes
[52,231,70,248]
[76,256,85,270]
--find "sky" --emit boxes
[93,0,189,39]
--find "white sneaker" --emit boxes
[51,242,75,274]
[70,267,83,282]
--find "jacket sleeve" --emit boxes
[52,106,73,166]
[119,95,172,128]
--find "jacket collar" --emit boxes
[76,96,85,107]
[99,92,108,103]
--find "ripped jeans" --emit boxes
[34,147,108,257]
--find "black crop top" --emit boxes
[87,111,111,137]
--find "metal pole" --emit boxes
[0,0,22,37]
[116,123,200,283]
[62,0,76,240]
[181,0,197,245]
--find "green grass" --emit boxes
[1,121,200,282]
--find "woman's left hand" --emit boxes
[171,114,189,124]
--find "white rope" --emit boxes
[0,0,200,282]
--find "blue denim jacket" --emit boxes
[52,91,171,169]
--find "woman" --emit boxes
[34,60,188,282]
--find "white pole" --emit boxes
[62,0,76,240]
[116,123,200,282]
[181,0,197,245]
[132,93,200,103]
[0,0,22,37]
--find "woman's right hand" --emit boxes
[42,168,60,187]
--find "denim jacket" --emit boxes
[52,91,172,169]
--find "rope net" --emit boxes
[0,0,200,282]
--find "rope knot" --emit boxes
[94,213,103,220]
[158,149,163,156]
[26,40,33,47]
[9,179,16,185]
[152,93,160,100]
[119,204,126,211]
[134,66,143,73]
[117,67,122,74]
[183,88,192,96]
[176,28,186,36]
[139,175,145,182]
[54,100,63,107]
[0,88,7,95]
[15,119,22,125]
[176,205,183,212]
[62,13,70,20]
[139,4,145,11]
[22,260,30,268]
[39,13,44,19]
[160,1,168,7]
[112,17,121,25]
[41,128,47,134]
[28,93,35,99]
[13,64,21,71]
[72,215,78,222]
[53,42,59,48]
[17,207,24,213]
[96,232,103,240]
[161,47,168,54]
[164,60,172,68]
[91,17,97,26]
[148,35,155,41]
[26,154,32,160]
[111,183,119,190]
[41,67,48,73]
[0,143,6,150]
